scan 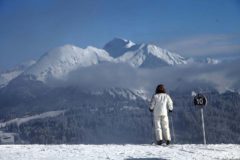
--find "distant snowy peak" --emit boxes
[187,57,221,65]
[205,57,221,64]
[104,38,187,68]
[0,60,36,88]
[24,45,113,82]
[117,43,187,68]
[144,44,187,66]
[18,39,188,82]
[103,38,136,58]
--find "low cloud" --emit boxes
[49,59,240,95]
[49,63,140,90]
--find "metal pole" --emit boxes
[201,108,206,144]
[170,115,175,143]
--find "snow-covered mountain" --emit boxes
[24,45,114,82]
[104,38,187,68]
[0,38,239,145]
[117,43,187,68]
[12,39,188,83]
[0,38,226,86]
[0,60,36,87]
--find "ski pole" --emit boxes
[151,112,155,144]
[170,115,175,143]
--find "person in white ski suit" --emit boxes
[149,84,173,145]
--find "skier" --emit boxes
[149,84,173,145]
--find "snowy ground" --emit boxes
[0,144,239,160]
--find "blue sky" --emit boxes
[0,0,240,69]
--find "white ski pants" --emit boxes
[154,115,171,141]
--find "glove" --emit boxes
[149,108,154,112]
[169,110,173,113]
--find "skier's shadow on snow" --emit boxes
[125,158,166,160]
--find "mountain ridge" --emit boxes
[23,44,113,82]
[0,38,224,86]
[22,38,188,82]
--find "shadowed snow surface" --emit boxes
[0,144,239,160]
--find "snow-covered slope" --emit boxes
[90,88,147,101]
[0,110,65,128]
[0,144,239,160]
[118,43,187,67]
[0,60,36,87]
[24,45,114,82]
[0,70,23,87]
[104,38,187,68]
[132,89,149,101]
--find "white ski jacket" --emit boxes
[150,93,173,116]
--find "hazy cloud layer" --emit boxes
[160,34,240,57]
[49,58,240,95]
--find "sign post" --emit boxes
[194,93,207,144]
